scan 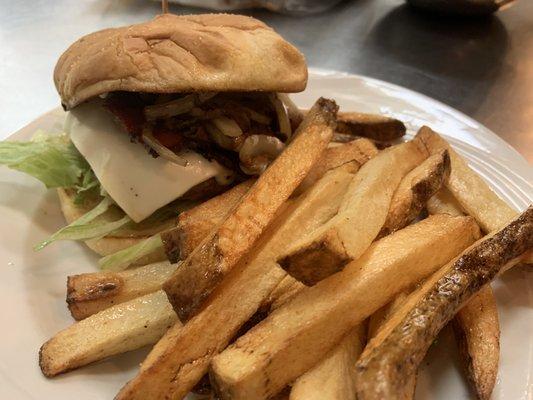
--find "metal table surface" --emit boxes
[0,0,531,161]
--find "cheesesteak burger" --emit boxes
[0,13,307,266]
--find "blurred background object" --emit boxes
[162,0,344,14]
[406,0,516,16]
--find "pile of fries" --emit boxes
[39,98,532,400]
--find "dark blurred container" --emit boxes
[407,0,516,16]
[167,0,344,14]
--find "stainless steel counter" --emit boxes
[0,0,531,160]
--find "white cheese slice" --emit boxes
[65,101,226,223]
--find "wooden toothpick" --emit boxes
[162,0,169,14]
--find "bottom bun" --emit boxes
[57,188,167,265]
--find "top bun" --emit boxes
[54,13,307,109]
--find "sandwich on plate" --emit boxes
[0,13,307,267]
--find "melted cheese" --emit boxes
[65,101,226,223]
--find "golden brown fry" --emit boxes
[336,111,406,142]
[210,215,480,400]
[115,165,355,400]
[289,324,366,400]
[163,98,337,321]
[161,180,255,262]
[354,208,533,400]
[453,285,500,400]
[416,126,517,233]
[278,140,428,285]
[426,187,464,216]
[40,291,178,377]
[378,149,450,237]
[67,261,177,320]
[297,138,378,194]
[367,292,416,400]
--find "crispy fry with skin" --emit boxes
[278,140,428,285]
[378,149,450,238]
[354,208,533,400]
[416,127,517,233]
[297,138,378,194]
[289,324,366,400]
[163,98,337,321]
[115,165,355,400]
[426,187,464,216]
[427,186,501,400]
[453,286,500,400]
[162,180,255,262]
[367,292,416,400]
[67,261,177,320]
[209,215,480,400]
[336,112,406,142]
[40,290,178,377]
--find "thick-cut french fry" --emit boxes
[336,112,406,142]
[163,98,337,321]
[354,208,532,400]
[297,138,378,194]
[453,286,500,400]
[278,140,428,285]
[367,292,416,400]
[115,165,355,400]
[209,215,480,400]
[426,187,464,216]
[67,261,177,320]
[416,127,517,233]
[289,324,366,400]
[378,149,450,237]
[162,180,255,263]
[427,187,501,400]
[39,290,178,377]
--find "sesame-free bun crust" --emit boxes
[54,13,307,109]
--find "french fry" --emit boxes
[427,186,501,400]
[67,261,177,320]
[209,215,480,400]
[336,111,406,142]
[453,286,500,400]
[163,98,337,321]
[289,324,366,400]
[378,149,450,237]
[39,290,178,377]
[367,292,416,400]
[161,180,255,263]
[297,138,378,194]
[416,127,518,233]
[354,208,533,400]
[426,187,464,216]
[115,165,356,400]
[278,140,428,285]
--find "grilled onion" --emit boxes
[270,94,292,140]
[212,117,243,138]
[142,127,188,166]
[144,95,196,121]
[239,135,285,175]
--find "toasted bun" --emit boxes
[54,13,307,109]
[57,188,167,265]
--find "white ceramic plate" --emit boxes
[0,69,531,400]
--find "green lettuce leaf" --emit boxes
[0,133,100,203]
[34,197,131,250]
[99,234,164,271]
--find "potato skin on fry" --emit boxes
[378,149,450,238]
[453,285,500,400]
[355,207,533,400]
[336,112,406,142]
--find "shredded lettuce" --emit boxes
[0,133,99,203]
[99,234,164,271]
[34,197,132,250]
